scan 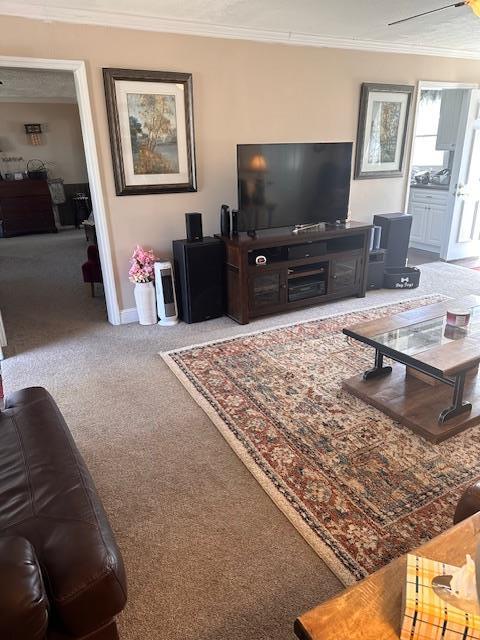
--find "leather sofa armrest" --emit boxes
[0,536,49,640]
[3,386,51,410]
[454,481,480,525]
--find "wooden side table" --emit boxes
[295,512,480,640]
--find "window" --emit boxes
[412,90,450,170]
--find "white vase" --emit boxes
[134,282,157,326]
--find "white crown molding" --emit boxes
[1,1,480,60]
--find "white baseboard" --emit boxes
[120,307,139,324]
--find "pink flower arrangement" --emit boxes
[129,245,157,283]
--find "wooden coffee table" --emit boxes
[294,511,480,640]
[342,295,480,443]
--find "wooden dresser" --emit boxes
[0,179,56,237]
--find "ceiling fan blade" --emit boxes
[388,1,465,26]
[466,0,480,16]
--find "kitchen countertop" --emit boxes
[409,183,449,191]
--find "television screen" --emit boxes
[237,142,352,231]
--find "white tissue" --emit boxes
[450,554,478,601]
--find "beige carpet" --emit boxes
[2,230,480,639]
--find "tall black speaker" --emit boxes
[172,236,225,323]
[373,212,412,268]
[220,204,230,237]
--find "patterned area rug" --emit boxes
[162,296,480,585]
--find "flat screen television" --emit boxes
[237,142,353,232]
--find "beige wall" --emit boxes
[0,101,88,183]
[0,15,479,312]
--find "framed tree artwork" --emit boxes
[103,68,197,195]
[354,83,414,179]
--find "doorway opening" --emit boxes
[405,81,480,265]
[0,65,115,362]
[0,71,94,231]
[0,56,119,326]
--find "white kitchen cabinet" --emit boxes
[436,89,464,151]
[408,188,449,251]
[409,202,428,244]
[426,206,446,246]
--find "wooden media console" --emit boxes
[220,221,372,325]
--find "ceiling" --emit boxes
[0,68,76,102]
[2,0,480,57]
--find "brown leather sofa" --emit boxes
[0,387,127,640]
[454,481,480,525]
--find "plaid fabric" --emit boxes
[401,555,480,639]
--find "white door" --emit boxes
[442,90,480,261]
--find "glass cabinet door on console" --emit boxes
[249,269,287,312]
[329,256,360,293]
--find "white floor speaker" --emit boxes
[154,261,179,326]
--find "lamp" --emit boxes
[24,124,43,146]
[250,153,267,172]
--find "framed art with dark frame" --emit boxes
[354,83,414,180]
[103,68,197,196]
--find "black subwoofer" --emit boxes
[373,212,412,268]
[172,237,226,323]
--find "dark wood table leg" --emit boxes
[438,371,472,424]
[363,349,393,381]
